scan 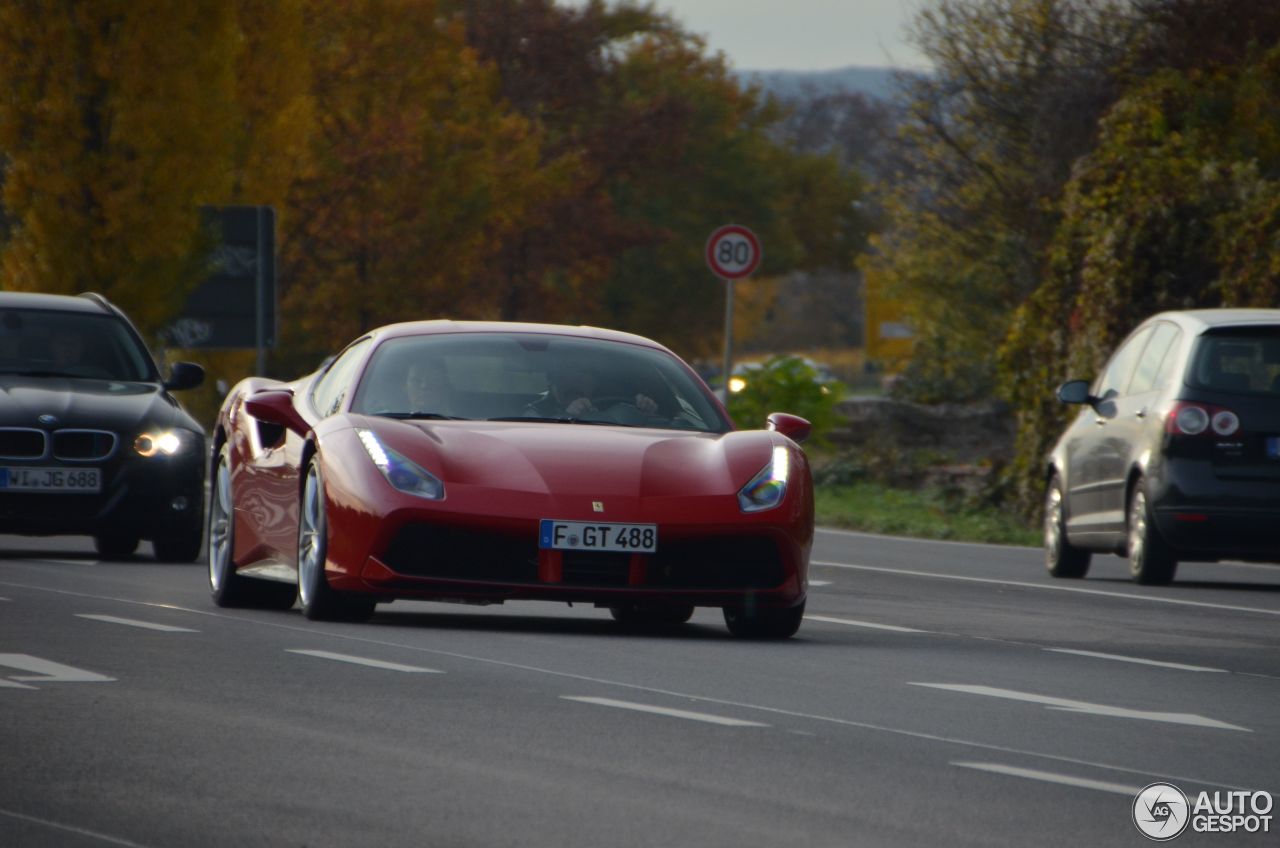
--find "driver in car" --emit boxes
[527,366,658,418]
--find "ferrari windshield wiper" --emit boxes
[485,415,641,427]
[374,411,467,421]
[487,415,575,423]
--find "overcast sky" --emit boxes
[646,0,931,71]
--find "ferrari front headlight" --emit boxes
[738,446,789,513]
[357,429,444,500]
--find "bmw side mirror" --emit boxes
[766,412,811,444]
[1056,379,1092,406]
[165,361,205,392]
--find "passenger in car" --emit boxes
[406,360,457,415]
[526,366,657,418]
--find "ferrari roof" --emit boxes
[368,320,671,351]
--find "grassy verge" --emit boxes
[815,482,1040,546]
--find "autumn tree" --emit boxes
[0,1,243,333]
[455,0,870,357]
[275,0,562,370]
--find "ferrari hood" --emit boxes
[0,376,189,433]
[384,421,777,498]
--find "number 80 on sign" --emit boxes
[705,224,762,280]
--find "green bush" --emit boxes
[726,354,842,442]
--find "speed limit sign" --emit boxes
[706,224,762,280]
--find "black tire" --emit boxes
[723,600,805,640]
[95,532,139,560]
[610,603,695,627]
[209,444,296,609]
[1044,475,1090,578]
[1127,480,1177,585]
[297,458,376,622]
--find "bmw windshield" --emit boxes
[0,309,157,382]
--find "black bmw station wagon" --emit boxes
[0,291,206,560]
[1046,309,1280,584]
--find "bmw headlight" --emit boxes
[738,446,790,513]
[357,429,444,500]
[134,429,196,457]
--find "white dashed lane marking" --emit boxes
[561,696,769,727]
[806,615,927,633]
[952,762,1141,795]
[1045,648,1227,673]
[76,614,198,633]
[287,649,444,673]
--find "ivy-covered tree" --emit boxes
[1001,43,1280,513]
[871,0,1140,401]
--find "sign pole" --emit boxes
[705,224,761,401]
[255,206,267,376]
[722,277,734,399]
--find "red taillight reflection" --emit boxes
[1166,402,1241,436]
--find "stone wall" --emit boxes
[828,396,1015,464]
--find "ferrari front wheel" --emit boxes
[723,600,805,639]
[298,458,376,622]
[210,444,294,609]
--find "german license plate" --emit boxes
[0,466,101,493]
[538,520,657,553]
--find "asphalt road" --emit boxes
[1,529,1277,847]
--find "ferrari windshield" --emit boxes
[352,332,731,433]
[0,309,156,382]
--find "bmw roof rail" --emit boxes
[78,291,120,316]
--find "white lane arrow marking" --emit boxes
[910,683,1250,732]
[562,696,769,727]
[0,679,36,689]
[76,614,198,633]
[287,650,443,673]
[0,654,114,683]
[952,762,1142,795]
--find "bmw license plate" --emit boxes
[0,466,101,493]
[539,520,657,553]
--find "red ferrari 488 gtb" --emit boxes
[208,321,814,638]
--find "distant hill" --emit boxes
[736,66,908,102]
